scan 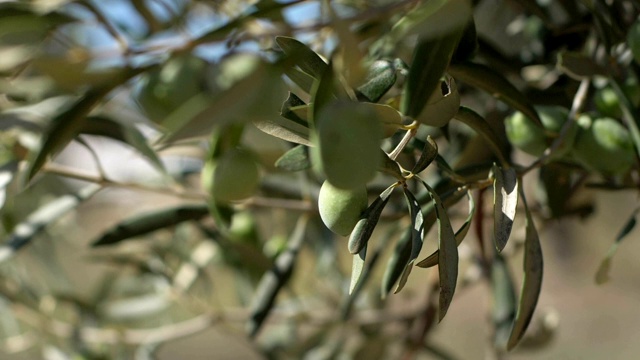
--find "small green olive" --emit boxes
[505,106,574,158]
[203,149,260,202]
[572,115,635,175]
[318,181,368,236]
[594,87,622,118]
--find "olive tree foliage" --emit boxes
[1,0,640,358]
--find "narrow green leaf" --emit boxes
[357,60,397,102]
[80,116,166,174]
[401,32,462,119]
[0,161,17,210]
[609,79,640,161]
[492,251,517,350]
[253,117,311,146]
[348,183,397,254]
[276,36,328,79]
[453,106,509,166]
[417,177,458,321]
[556,51,607,80]
[416,190,475,268]
[92,204,210,247]
[411,135,438,174]
[493,165,518,252]
[247,215,308,337]
[449,62,542,127]
[274,145,310,171]
[378,149,404,180]
[0,185,101,263]
[381,227,412,298]
[595,208,639,285]
[393,188,426,294]
[284,67,316,94]
[349,245,367,295]
[507,190,544,350]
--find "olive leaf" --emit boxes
[284,66,316,94]
[381,227,412,298]
[275,145,310,171]
[493,165,518,252]
[254,92,311,146]
[0,161,17,210]
[348,183,397,254]
[356,60,397,102]
[448,62,542,127]
[388,0,471,43]
[378,149,404,180]
[595,208,639,285]
[276,36,328,80]
[417,177,458,321]
[247,215,308,337]
[556,51,607,80]
[0,184,101,264]
[507,189,543,350]
[453,106,509,166]
[609,78,640,161]
[349,245,367,295]
[79,116,166,174]
[411,135,438,174]
[92,204,210,247]
[416,190,475,268]
[392,188,426,294]
[492,251,517,350]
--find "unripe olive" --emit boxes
[318,181,368,236]
[594,87,622,118]
[572,115,635,175]
[505,106,574,158]
[417,76,460,127]
[202,149,260,202]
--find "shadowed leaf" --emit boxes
[381,227,412,298]
[275,145,310,171]
[453,106,509,166]
[276,36,327,79]
[492,251,517,350]
[349,183,397,254]
[393,188,426,294]
[411,135,438,174]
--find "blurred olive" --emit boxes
[505,106,575,158]
[203,148,261,202]
[318,180,368,236]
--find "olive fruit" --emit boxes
[594,87,622,118]
[417,76,460,127]
[202,148,260,202]
[318,181,368,236]
[572,115,635,175]
[505,106,575,158]
[311,101,382,190]
[137,55,206,123]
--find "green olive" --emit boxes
[417,76,460,127]
[203,148,260,202]
[318,181,368,236]
[572,115,635,175]
[505,106,574,158]
[137,55,207,123]
[594,87,622,118]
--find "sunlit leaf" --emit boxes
[449,62,542,127]
[0,161,17,210]
[92,204,210,247]
[507,190,544,350]
[493,165,518,252]
[349,245,367,294]
[357,60,397,102]
[595,208,639,285]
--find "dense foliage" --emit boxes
[1,0,640,358]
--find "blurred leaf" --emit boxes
[0,45,34,74]
[0,161,17,210]
[357,60,397,102]
[0,185,100,264]
[27,68,144,181]
[416,191,474,268]
[275,145,310,171]
[330,5,366,87]
[349,245,367,294]
[449,62,542,127]
[388,0,471,43]
[371,103,404,138]
[393,188,426,294]
[280,92,307,124]
[381,227,412,298]
[162,62,286,144]
[451,19,478,63]
[595,208,639,285]
[0,4,75,45]
[247,215,308,337]
[539,163,572,218]
[283,67,316,94]
[493,165,518,252]
[556,51,607,80]
[92,204,210,247]
[507,191,544,350]
[411,135,438,174]
[417,178,458,321]
[609,79,640,161]
[276,36,327,79]
[79,116,166,174]
[453,106,509,166]
[348,183,397,254]
[492,251,517,350]
[401,33,462,119]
